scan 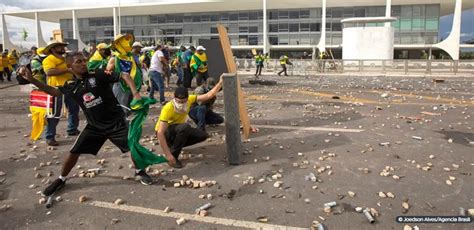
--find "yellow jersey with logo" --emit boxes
[43,54,73,87]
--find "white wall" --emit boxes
[342,27,394,60]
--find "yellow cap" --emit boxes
[96,43,110,50]
[37,47,47,56]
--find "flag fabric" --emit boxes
[29,90,51,140]
[87,51,108,71]
[128,97,168,170]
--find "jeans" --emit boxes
[112,82,132,115]
[255,63,263,76]
[149,70,165,103]
[278,64,288,76]
[165,123,209,159]
[183,67,192,88]
[176,66,184,86]
[45,94,80,140]
[189,105,224,131]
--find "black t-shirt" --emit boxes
[59,69,125,130]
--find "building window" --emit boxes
[278,35,289,45]
[230,13,238,21]
[354,8,366,17]
[401,6,412,18]
[331,8,343,18]
[425,18,438,30]
[412,19,425,29]
[249,26,258,33]
[412,5,425,18]
[289,11,299,19]
[249,35,258,45]
[278,11,289,19]
[310,23,320,32]
[210,27,218,34]
[332,23,342,31]
[278,23,289,32]
[300,10,310,19]
[289,23,299,32]
[220,13,229,21]
[249,12,258,20]
[239,12,249,20]
[201,15,210,22]
[239,27,249,33]
[239,35,248,45]
[400,19,412,30]
[426,5,439,18]
[269,36,278,45]
[300,23,310,32]
[269,24,278,32]
[210,14,219,21]
[192,15,201,22]
[269,11,278,20]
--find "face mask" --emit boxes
[172,99,188,114]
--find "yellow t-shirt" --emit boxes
[155,95,198,131]
[43,54,73,87]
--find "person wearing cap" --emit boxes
[107,34,144,115]
[188,80,224,131]
[174,46,186,86]
[87,43,111,71]
[31,47,48,83]
[161,45,172,88]
[190,45,209,87]
[8,49,19,71]
[31,46,38,55]
[181,46,195,88]
[42,40,80,146]
[148,45,166,104]
[0,51,13,82]
[155,78,223,168]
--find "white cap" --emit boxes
[132,42,143,48]
[196,45,206,51]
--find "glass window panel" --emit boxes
[269,36,278,45]
[249,26,258,33]
[354,8,366,17]
[412,19,425,29]
[310,23,320,32]
[412,5,425,18]
[289,34,299,45]
[210,27,218,34]
[230,13,239,21]
[269,24,278,32]
[331,8,343,18]
[220,13,229,21]
[426,5,439,17]
[401,34,412,43]
[401,6,412,18]
[175,15,183,23]
[239,35,248,45]
[210,14,218,21]
[425,18,438,30]
[278,35,289,45]
[300,10,310,18]
[366,23,377,27]
[249,12,258,20]
[289,23,299,32]
[239,26,249,33]
[289,11,299,19]
[310,35,319,45]
[300,35,310,45]
[332,35,342,45]
[249,35,258,45]
[332,23,342,31]
[392,20,400,29]
[279,11,289,19]
[201,15,210,22]
[300,23,310,32]
[279,23,289,32]
[239,12,249,20]
[192,15,201,22]
[400,19,412,30]
[391,6,401,17]
[367,7,378,17]
[183,15,192,22]
[269,11,278,20]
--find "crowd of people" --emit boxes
[14,34,225,197]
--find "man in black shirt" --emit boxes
[18,52,157,198]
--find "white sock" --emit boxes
[59,175,66,181]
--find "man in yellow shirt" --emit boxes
[1,50,13,82]
[42,41,80,146]
[155,78,223,168]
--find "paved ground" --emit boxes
[0,74,473,230]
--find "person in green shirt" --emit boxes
[254,51,264,78]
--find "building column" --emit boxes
[35,12,47,47]
[433,0,462,60]
[72,10,87,51]
[317,0,327,56]
[385,0,391,27]
[1,14,23,51]
[263,0,268,55]
[113,7,119,36]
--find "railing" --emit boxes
[235,59,474,76]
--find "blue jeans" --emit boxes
[176,66,184,86]
[45,94,80,140]
[149,70,165,103]
[189,105,224,130]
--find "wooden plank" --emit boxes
[217,24,251,139]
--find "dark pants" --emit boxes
[189,105,224,131]
[196,71,209,86]
[183,67,193,88]
[1,68,11,81]
[45,94,80,140]
[255,64,263,76]
[165,123,208,159]
[176,66,183,86]
[277,64,287,76]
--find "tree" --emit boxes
[21,28,28,41]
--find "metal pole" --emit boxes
[404,60,408,75]
[263,0,268,55]
[222,73,242,165]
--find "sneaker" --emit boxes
[47,139,59,146]
[168,159,183,169]
[135,170,153,185]
[67,130,81,136]
[42,178,65,196]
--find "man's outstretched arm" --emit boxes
[18,67,62,97]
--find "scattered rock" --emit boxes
[39,197,46,204]
[79,195,88,203]
[114,199,125,205]
[176,218,186,225]
[0,171,6,176]
[378,191,387,198]
[348,191,356,198]
[198,210,208,217]
[164,206,171,213]
[111,218,120,225]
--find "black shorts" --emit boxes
[70,121,129,155]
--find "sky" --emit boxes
[1,0,474,48]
